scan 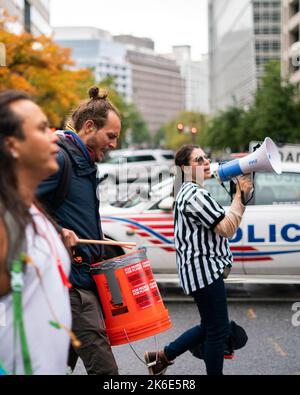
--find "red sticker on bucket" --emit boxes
[123,259,161,310]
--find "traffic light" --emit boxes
[177,122,184,133]
[191,127,198,134]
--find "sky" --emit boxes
[50,0,208,60]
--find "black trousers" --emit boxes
[68,287,119,375]
[165,276,229,375]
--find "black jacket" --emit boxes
[37,136,103,290]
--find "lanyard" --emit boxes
[11,254,33,376]
[7,209,80,375]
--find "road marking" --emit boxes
[247,308,257,319]
[267,337,288,357]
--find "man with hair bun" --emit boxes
[37,86,121,375]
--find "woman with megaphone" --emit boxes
[145,144,253,376]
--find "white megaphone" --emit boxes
[215,137,282,182]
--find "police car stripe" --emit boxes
[103,216,172,244]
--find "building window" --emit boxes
[24,0,31,33]
[254,26,280,34]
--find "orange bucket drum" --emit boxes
[90,248,172,346]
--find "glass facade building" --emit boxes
[0,0,51,35]
[209,0,281,113]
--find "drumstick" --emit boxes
[77,239,136,248]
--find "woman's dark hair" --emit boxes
[173,145,199,198]
[71,86,120,131]
[0,90,32,238]
[175,144,199,167]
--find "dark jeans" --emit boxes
[68,287,119,375]
[164,276,229,375]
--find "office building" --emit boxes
[115,35,185,135]
[282,0,300,85]
[209,0,281,113]
[172,46,209,114]
[54,27,132,102]
[0,0,51,35]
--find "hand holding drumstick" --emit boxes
[61,228,136,250]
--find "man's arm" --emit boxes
[0,219,10,297]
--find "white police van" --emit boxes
[101,162,300,285]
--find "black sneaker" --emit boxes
[144,350,173,375]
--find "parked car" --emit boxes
[97,149,175,184]
[101,162,300,285]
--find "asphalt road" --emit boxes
[74,285,300,376]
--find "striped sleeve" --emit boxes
[185,189,225,229]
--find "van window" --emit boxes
[162,154,174,160]
[107,156,126,164]
[127,155,156,162]
[254,172,300,205]
[204,178,232,207]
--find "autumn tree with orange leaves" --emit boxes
[0,11,95,127]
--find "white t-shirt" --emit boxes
[0,206,71,375]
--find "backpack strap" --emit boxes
[50,138,72,209]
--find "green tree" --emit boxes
[153,127,166,148]
[206,60,300,153]
[204,106,246,152]
[241,61,300,145]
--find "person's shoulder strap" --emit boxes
[2,210,27,273]
[51,136,72,209]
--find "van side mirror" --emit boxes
[158,197,174,211]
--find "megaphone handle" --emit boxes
[229,180,237,201]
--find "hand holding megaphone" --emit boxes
[235,174,254,204]
[214,137,282,183]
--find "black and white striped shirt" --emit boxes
[174,182,232,295]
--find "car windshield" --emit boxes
[162,154,174,160]
[110,185,151,208]
[254,172,300,205]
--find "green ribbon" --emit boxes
[11,255,33,376]
[0,360,8,375]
